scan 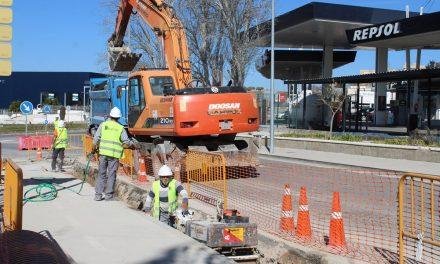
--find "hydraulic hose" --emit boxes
[23,154,93,204]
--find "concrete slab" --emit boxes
[20,160,232,264]
[262,147,440,176]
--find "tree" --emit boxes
[319,83,347,139]
[8,100,21,113]
[211,0,269,87]
[426,60,440,69]
[101,0,269,87]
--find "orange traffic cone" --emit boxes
[36,147,42,160]
[296,187,311,239]
[138,156,148,182]
[280,184,294,234]
[329,192,346,248]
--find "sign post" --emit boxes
[20,101,34,135]
[42,105,51,132]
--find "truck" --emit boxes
[88,76,128,135]
[106,0,260,171]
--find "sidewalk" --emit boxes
[20,160,231,264]
[262,147,440,176]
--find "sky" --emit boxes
[11,0,440,91]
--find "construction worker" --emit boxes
[52,120,68,172]
[92,107,136,201]
[143,165,189,226]
[53,116,59,128]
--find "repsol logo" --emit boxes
[208,103,240,110]
[352,22,401,41]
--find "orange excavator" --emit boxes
[108,0,259,170]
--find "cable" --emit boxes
[23,154,93,204]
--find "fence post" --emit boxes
[3,158,23,231]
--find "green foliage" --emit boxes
[279,131,440,147]
[8,100,22,113]
[43,97,59,106]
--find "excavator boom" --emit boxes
[108,0,191,88]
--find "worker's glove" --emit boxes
[182,210,190,217]
[131,139,141,150]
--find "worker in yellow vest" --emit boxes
[92,107,136,201]
[52,120,68,172]
[143,165,189,226]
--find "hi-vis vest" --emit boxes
[99,120,124,159]
[54,127,68,149]
[152,179,178,218]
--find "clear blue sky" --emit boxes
[12,0,440,91]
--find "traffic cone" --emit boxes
[280,184,294,234]
[296,187,311,239]
[329,192,346,248]
[138,156,148,182]
[36,147,42,160]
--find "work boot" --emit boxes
[94,195,104,201]
[104,195,114,201]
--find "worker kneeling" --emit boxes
[143,165,189,226]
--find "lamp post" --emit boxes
[269,0,275,153]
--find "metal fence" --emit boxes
[185,150,228,210]
[2,158,23,232]
[223,158,402,262]
[398,173,440,264]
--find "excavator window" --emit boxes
[149,76,174,96]
[128,77,145,110]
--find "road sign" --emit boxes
[42,105,51,114]
[20,101,33,115]
[44,119,48,125]
[66,105,71,111]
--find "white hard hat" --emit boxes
[109,107,122,118]
[158,165,173,177]
[58,120,65,128]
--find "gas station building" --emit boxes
[255,2,440,132]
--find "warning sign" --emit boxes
[222,227,244,243]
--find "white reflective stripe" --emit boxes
[299,205,309,212]
[281,210,293,217]
[284,188,291,195]
[331,212,342,219]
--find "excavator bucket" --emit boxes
[108,47,142,72]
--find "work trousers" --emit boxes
[51,148,65,171]
[95,155,119,199]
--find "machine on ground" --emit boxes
[106,0,260,172]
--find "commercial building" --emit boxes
[0,72,106,109]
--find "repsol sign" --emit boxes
[347,22,405,44]
[352,22,400,42]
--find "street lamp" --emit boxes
[269,0,275,153]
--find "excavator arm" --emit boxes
[108,0,192,88]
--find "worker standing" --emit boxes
[92,107,135,201]
[143,165,189,226]
[52,120,68,172]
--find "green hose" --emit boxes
[23,154,93,204]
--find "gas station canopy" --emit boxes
[346,11,440,50]
[255,2,414,49]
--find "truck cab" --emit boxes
[88,76,128,134]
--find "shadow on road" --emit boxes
[0,229,75,264]
[135,244,231,264]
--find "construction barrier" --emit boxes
[2,158,23,232]
[185,150,227,210]
[120,149,135,176]
[398,173,440,264]
[18,135,53,150]
[224,158,401,262]
[82,134,94,158]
